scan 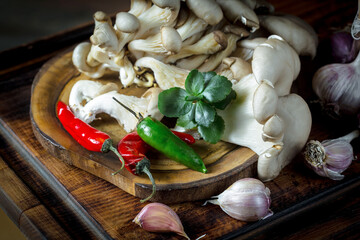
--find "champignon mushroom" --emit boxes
[186,0,223,26]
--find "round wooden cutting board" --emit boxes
[30,49,258,203]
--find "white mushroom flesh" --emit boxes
[69,1,319,181]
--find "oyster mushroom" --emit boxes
[69,80,118,116]
[217,73,311,182]
[72,42,107,78]
[175,54,209,70]
[115,12,140,34]
[166,30,227,63]
[69,80,164,132]
[198,31,245,72]
[128,0,152,17]
[90,11,119,54]
[258,14,318,58]
[217,57,252,82]
[252,35,300,96]
[242,0,275,13]
[134,57,190,89]
[231,37,267,61]
[186,0,223,26]
[176,12,208,41]
[216,0,260,32]
[257,93,312,181]
[128,26,182,55]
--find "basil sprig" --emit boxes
[158,69,236,143]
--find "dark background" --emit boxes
[0,0,130,52]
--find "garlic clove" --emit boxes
[206,178,273,222]
[133,203,190,239]
[304,130,359,180]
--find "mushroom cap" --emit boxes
[186,0,223,26]
[94,11,109,22]
[161,26,182,53]
[152,0,180,10]
[115,12,140,33]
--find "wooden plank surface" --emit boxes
[0,0,360,239]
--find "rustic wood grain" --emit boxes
[0,156,72,239]
[0,0,360,239]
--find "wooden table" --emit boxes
[1,0,360,239]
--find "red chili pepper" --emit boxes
[57,101,125,170]
[113,130,195,202]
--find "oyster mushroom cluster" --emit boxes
[70,0,318,181]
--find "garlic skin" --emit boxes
[330,31,359,63]
[304,130,359,180]
[312,52,360,117]
[206,178,273,222]
[133,203,190,240]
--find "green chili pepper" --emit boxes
[113,97,207,174]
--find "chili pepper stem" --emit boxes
[102,138,125,171]
[109,145,125,170]
[140,166,156,203]
[112,169,122,176]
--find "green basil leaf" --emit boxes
[185,69,205,96]
[176,104,197,129]
[158,88,192,117]
[198,115,225,144]
[211,89,237,110]
[202,75,232,103]
[203,71,216,86]
[195,101,216,127]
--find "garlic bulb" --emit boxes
[304,130,359,180]
[206,178,273,222]
[312,51,360,117]
[330,31,359,63]
[133,203,190,239]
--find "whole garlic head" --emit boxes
[206,178,273,222]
